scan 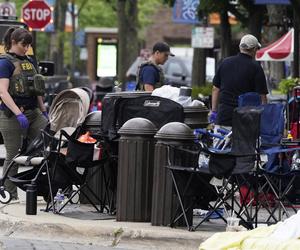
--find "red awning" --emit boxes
[256,28,293,61]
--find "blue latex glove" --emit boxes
[42,111,48,120]
[209,111,217,124]
[16,113,29,129]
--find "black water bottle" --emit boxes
[26,183,37,215]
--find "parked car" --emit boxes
[126,56,215,88]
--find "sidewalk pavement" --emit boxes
[0,201,220,250]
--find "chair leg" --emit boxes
[264,174,297,223]
[169,170,193,231]
[170,175,196,228]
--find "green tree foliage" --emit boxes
[14,0,168,70]
[78,0,117,27]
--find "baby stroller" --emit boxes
[0,87,92,204]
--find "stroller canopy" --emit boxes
[49,88,91,132]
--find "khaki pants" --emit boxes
[0,108,47,199]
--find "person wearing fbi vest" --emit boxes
[0,28,48,201]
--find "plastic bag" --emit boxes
[152,85,180,100]
[175,95,192,107]
[77,132,97,143]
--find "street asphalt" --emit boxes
[0,236,127,250]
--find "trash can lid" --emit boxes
[104,91,151,99]
[83,111,102,126]
[155,122,195,140]
[118,117,157,135]
[183,106,209,112]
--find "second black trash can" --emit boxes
[116,117,157,222]
[151,122,197,227]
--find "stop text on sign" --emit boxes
[23,8,51,21]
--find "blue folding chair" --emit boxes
[258,103,300,222]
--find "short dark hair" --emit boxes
[152,42,174,56]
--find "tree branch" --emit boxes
[77,0,89,16]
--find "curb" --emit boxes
[0,204,213,249]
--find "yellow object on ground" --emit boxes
[242,237,300,250]
[199,225,277,250]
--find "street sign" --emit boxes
[0,2,16,17]
[191,27,214,48]
[22,0,52,30]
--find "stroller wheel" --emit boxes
[0,189,11,204]
[69,190,80,204]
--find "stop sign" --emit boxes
[22,0,52,30]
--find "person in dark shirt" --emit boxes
[210,34,268,127]
[136,42,174,92]
[0,28,48,201]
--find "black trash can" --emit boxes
[183,106,209,129]
[116,118,157,222]
[151,122,197,226]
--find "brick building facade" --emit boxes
[144,6,192,49]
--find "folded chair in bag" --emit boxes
[166,107,262,231]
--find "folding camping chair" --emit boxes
[47,127,110,214]
[166,106,262,231]
[76,111,116,214]
[256,103,300,223]
[235,102,300,224]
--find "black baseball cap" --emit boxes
[152,42,175,56]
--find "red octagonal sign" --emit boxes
[22,0,52,30]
